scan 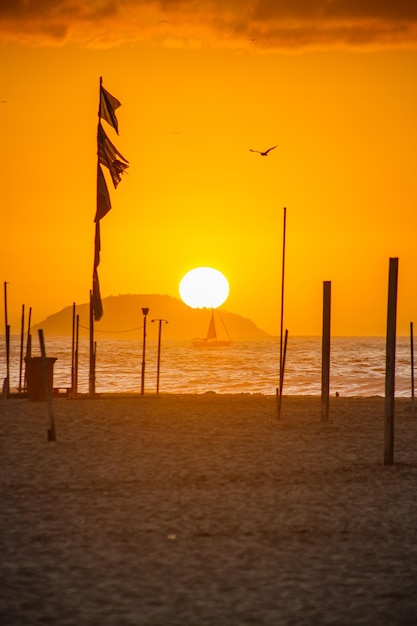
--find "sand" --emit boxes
[1,394,417,625]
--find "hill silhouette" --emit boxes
[31,294,270,341]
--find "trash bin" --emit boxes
[25,357,57,401]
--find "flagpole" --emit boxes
[89,77,128,395]
[89,77,103,396]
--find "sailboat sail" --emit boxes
[192,309,232,347]
[206,312,217,340]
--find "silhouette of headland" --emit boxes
[31,294,270,341]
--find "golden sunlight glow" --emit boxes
[1,11,417,337]
[179,267,229,309]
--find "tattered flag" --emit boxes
[95,164,112,222]
[97,123,129,188]
[100,85,121,135]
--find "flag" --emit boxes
[92,268,103,321]
[94,221,101,270]
[95,164,112,222]
[100,85,121,135]
[97,123,129,188]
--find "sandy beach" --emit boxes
[1,394,417,625]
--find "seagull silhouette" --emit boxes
[249,145,277,156]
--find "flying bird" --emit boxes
[249,145,277,156]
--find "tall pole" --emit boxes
[19,304,25,393]
[151,318,168,394]
[75,314,79,396]
[89,78,103,398]
[141,308,149,394]
[3,281,9,397]
[321,281,331,421]
[277,206,287,418]
[89,290,95,396]
[71,302,76,395]
[24,306,32,391]
[411,322,415,418]
[384,257,398,465]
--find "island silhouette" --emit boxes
[31,294,270,341]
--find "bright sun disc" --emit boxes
[179,267,229,309]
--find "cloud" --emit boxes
[1,0,416,50]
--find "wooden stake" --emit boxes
[321,281,331,421]
[24,307,32,391]
[89,290,95,396]
[75,314,79,396]
[3,282,9,397]
[71,302,76,396]
[410,322,415,418]
[38,329,56,442]
[277,329,288,418]
[19,304,25,393]
[277,207,287,418]
[384,257,398,465]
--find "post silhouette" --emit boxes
[411,322,415,418]
[19,304,25,394]
[3,281,9,397]
[38,329,56,442]
[321,281,331,421]
[277,206,287,418]
[151,318,168,394]
[384,257,398,465]
[75,314,80,396]
[24,307,32,391]
[89,291,95,396]
[141,308,150,394]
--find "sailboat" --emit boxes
[192,309,232,347]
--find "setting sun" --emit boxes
[179,267,229,309]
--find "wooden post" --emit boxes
[75,314,79,396]
[18,304,25,394]
[3,325,10,398]
[89,290,95,396]
[141,308,149,395]
[321,281,331,421]
[410,322,415,418]
[277,329,288,418]
[151,318,168,394]
[384,257,398,465]
[3,281,9,397]
[24,307,32,391]
[38,329,56,442]
[277,206,287,418]
[71,302,76,395]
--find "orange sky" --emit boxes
[1,1,417,336]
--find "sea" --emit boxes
[1,335,415,397]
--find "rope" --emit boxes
[217,310,233,341]
[79,324,143,334]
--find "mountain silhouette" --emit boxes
[31,294,270,341]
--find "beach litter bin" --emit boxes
[25,357,57,401]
